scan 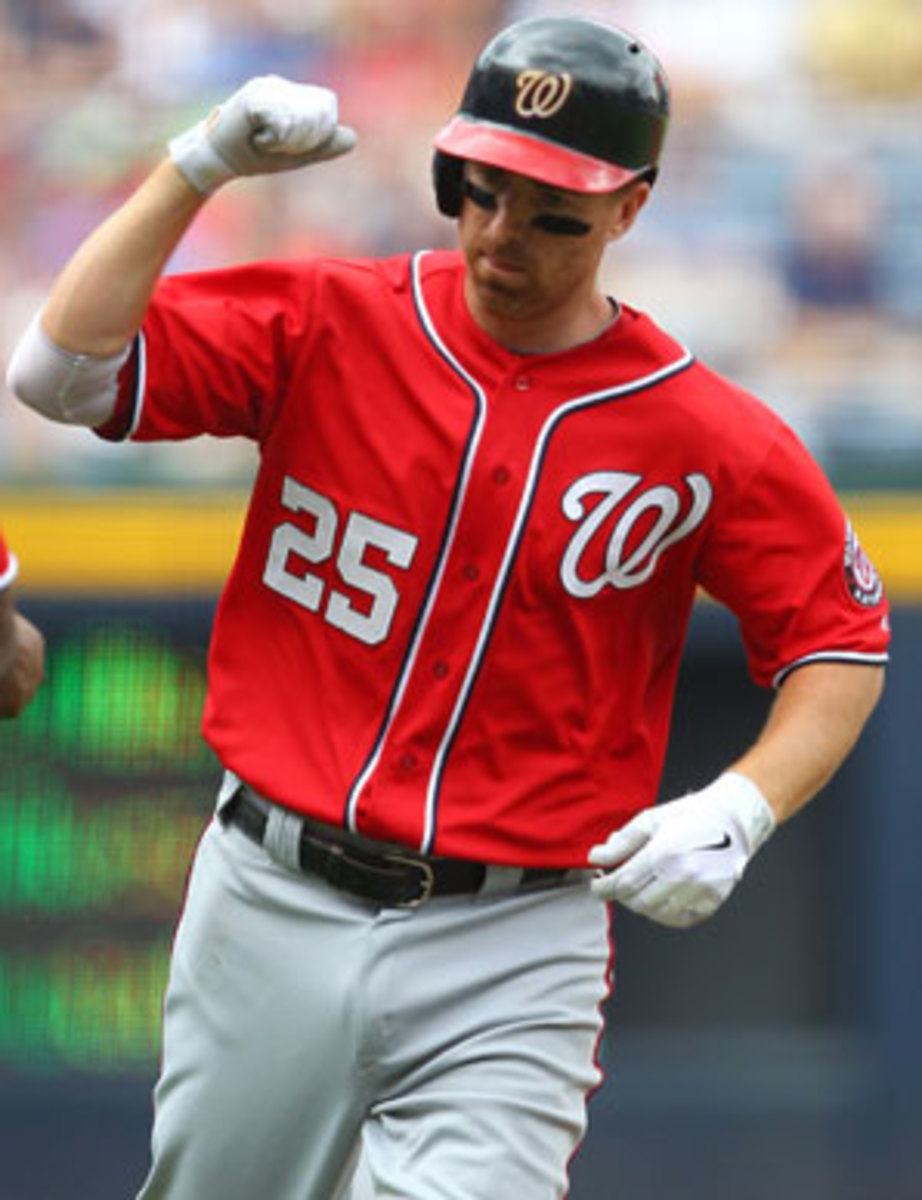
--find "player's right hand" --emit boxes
[169,76,357,195]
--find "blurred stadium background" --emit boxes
[0,0,920,1197]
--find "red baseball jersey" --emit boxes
[0,530,17,590]
[98,250,890,866]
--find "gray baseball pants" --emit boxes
[135,803,612,1199]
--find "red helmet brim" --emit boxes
[433,116,640,194]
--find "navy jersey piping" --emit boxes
[95,331,146,442]
[129,332,146,437]
[422,343,696,853]
[773,650,889,689]
[343,251,489,834]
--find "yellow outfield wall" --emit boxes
[0,489,920,600]
[0,490,247,595]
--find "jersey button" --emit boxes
[399,752,418,772]
[433,660,450,680]
[463,563,480,582]
[492,465,510,486]
[514,375,533,391]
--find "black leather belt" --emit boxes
[222,785,570,908]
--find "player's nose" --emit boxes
[492,185,534,227]
[483,194,532,247]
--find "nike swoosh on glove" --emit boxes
[588,772,776,928]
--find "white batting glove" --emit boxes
[588,772,776,928]
[169,75,357,195]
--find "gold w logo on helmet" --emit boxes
[515,70,573,119]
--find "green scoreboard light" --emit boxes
[0,608,219,1075]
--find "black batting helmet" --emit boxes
[433,16,670,216]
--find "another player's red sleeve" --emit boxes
[697,422,890,687]
[95,260,319,445]
[0,529,18,589]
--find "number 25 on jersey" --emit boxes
[263,475,419,647]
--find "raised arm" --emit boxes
[7,77,355,422]
[43,161,206,357]
[589,661,884,927]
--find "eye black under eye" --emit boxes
[464,179,497,210]
[532,213,593,237]
[464,179,592,236]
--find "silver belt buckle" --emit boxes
[388,854,435,908]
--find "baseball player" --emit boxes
[0,529,45,718]
[7,16,889,1200]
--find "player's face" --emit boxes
[458,162,648,350]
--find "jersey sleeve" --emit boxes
[0,529,18,590]
[94,260,319,445]
[697,421,890,688]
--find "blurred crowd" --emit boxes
[0,0,920,489]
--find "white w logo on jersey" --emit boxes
[560,471,713,596]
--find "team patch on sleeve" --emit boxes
[844,520,883,607]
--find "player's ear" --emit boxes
[605,180,651,242]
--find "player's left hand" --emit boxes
[588,772,776,927]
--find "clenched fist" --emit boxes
[169,76,357,195]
